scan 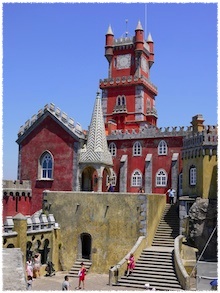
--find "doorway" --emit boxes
[80,233,92,260]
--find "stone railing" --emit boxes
[174,235,190,290]
[108,236,146,286]
[17,103,85,139]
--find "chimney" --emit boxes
[191,114,204,133]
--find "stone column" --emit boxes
[171,153,179,203]
[119,155,127,192]
[13,213,27,266]
[145,154,152,193]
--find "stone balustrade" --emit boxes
[3,212,58,234]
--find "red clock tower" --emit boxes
[100,21,158,133]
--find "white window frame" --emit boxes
[156,169,167,187]
[190,167,196,186]
[158,140,167,155]
[40,151,53,179]
[131,170,142,186]
[133,141,142,156]
[109,142,117,157]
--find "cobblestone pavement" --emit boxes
[32,271,142,291]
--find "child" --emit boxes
[27,275,33,290]
[75,262,87,290]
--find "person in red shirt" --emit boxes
[75,262,87,290]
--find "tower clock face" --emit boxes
[117,54,131,69]
[141,57,149,73]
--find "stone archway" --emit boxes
[81,166,97,191]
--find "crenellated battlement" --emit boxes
[3,180,32,197]
[100,75,158,94]
[183,125,217,148]
[17,103,85,139]
[107,125,192,140]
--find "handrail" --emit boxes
[174,235,190,290]
[108,236,145,285]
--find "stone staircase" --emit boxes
[67,258,92,278]
[114,204,182,290]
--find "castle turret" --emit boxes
[105,25,114,63]
[135,20,144,53]
[147,32,154,68]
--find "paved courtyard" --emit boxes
[32,271,142,291]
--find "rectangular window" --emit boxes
[190,168,196,185]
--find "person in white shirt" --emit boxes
[166,188,175,204]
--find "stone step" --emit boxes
[140,252,172,261]
[121,275,180,283]
[115,278,182,291]
[116,204,182,291]
[134,267,177,276]
[136,260,173,269]
[68,259,92,278]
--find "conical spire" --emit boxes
[106,24,114,35]
[79,91,113,166]
[136,20,143,31]
[147,32,153,42]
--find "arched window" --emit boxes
[131,170,142,186]
[158,140,167,155]
[116,95,126,107]
[40,152,53,179]
[133,141,142,156]
[109,142,117,157]
[156,169,167,186]
[121,95,126,105]
[189,166,196,186]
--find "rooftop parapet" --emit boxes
[107,125,192,140]
[17,103,84,139]
[183,125,218,149]
[113,36,150,53]
[3,180,32,198]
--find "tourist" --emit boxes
[166,188,175,204]
[26,257,33,278]
[26,275,33,290]
[75,262,87,290]
[62,275,70,290]
[33,252,41,278]
[126,253,135,276]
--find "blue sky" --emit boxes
[2,2,218,180]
